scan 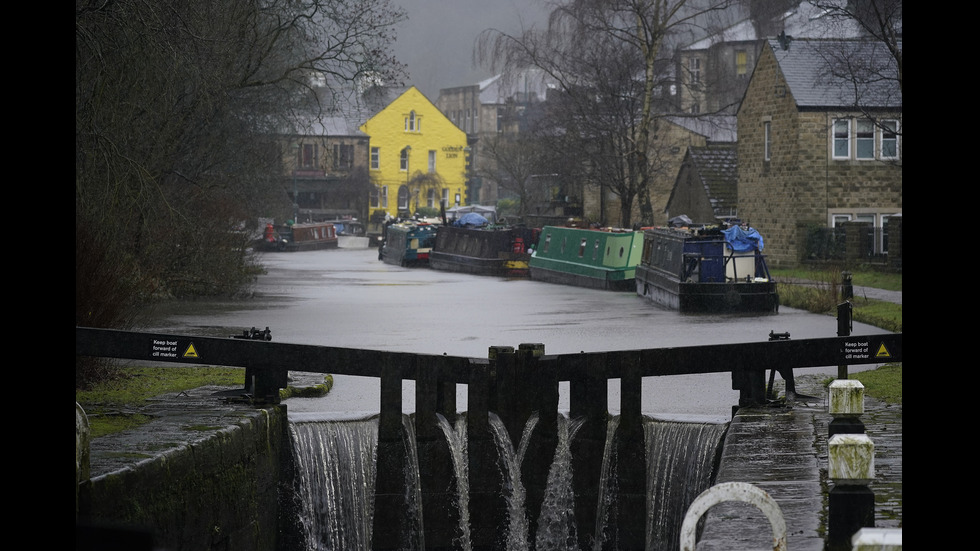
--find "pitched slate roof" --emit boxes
[665,115,737,143]
[769,37,902,110]
[688,144,738,215]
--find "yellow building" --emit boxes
[360,86,469,234]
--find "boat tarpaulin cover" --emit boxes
[453,213,489,227]
[722,226,764,251]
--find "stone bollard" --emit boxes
[76,402,90,517]
[827,380,876,551]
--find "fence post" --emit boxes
[569,352,608,550]
[373,354,409,550]
[827,380,876,551]
[468,353,505,550]
[614,352,647,549]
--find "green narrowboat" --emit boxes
[529,226,642,291]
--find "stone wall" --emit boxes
[76,405,289,551]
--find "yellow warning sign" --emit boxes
[875,343,890,358]
[183,343,199,358]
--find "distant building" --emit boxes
[280,115,371,224]
[436,70,559,206]
[359,86,469,234]
[676,0,866,115]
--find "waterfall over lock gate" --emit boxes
[286,413,727,551]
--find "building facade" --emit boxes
[360,87,470,234]
[281,116,371,224]
[737,38,902,267]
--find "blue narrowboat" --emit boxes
[379,221,439,267]
[635,225,779,313]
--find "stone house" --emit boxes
[280,115,372,224]
[736,37,902,268]
[664,143,738,225]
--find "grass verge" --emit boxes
[76,366,333,438]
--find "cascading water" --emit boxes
[436,413,471,551]
[488,412,539,551]
[535,416,585,551]
[288,413,726,550]
[288,416,379,550]
[644,420,728,551]
[288,415,426,551]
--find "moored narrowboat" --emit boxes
[635,225,779,313]
[429,224,539,277]
[259,221,339,252]
[379,221,439,267]
[528,225,642,291]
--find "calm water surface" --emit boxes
[141,247,891,422]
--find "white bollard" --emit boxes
[851,527,902,550]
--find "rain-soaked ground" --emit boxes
[138,246,894,422]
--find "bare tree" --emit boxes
[477,0,734,228]
[475,132,552,220]
[810,0,902,93]
[75,0,406,352]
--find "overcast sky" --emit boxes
[391,0,550,100]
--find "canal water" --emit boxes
[140,247,891,422]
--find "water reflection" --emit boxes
[141,248,890,420]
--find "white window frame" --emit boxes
[370,147,380,170]
[855,119,875,160]
[832,119,850,159]
[428,150,436,173]
[880,119,899,159]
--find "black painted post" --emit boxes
[415,356,459,549]
[518,343,554,544]
[468,355,504,550]
[569,352,608,550]
[373,355,408,550]
[837,301,853,380]
[614,352,646,549]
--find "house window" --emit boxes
[736,50,748,76]
[881,120,899,159]
[300,143,317,168]
[428,150,436,173]
[442,188,450,206]
[405,111,416,132]
[400,147,410,171]
[370,187,380,208]
[427,189,436,208]
[764,121,772,161]
[689,57,701,85]
[333,144,353,169]
[371,147,380,170]
[856,119,874,159]
[398,185,410,210]
[380,186,388,207]
[833,119,850,159]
